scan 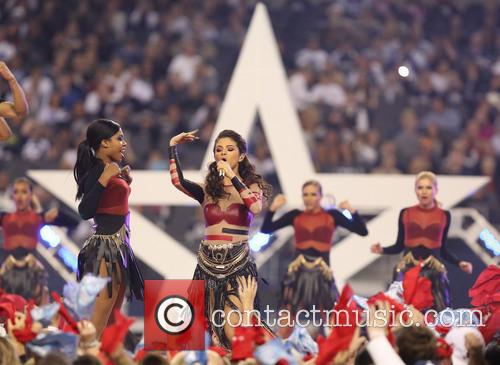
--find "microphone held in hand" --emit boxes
[218,158,227,179]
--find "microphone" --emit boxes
[218,158,226,178]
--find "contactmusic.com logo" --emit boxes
[144,280,205,351]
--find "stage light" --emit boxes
[249,232,272,252]
[40,225,61,248]
[479,228,500,256]
[57,247,78,272]
[398,65,410,78]
[342,209,353,220]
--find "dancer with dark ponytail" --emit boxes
[371,171,473,310]
[74,119,143,337]
[0,61,29,140]
[169,129,272,348]
[0,178,74,305]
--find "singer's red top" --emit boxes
[204,203,253,227]
[169,145,263,241]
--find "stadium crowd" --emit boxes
[0,0,498,363]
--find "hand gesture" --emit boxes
[332,327,365,365]
[367,300,390,340]
[332,350,350,365]
[270,194,286,212]
[31,194,42,212]
[464,332,483,352]
[0,62,15,81]
[338,200,356,213]
[44,207,59,223]
[77,320,97,345]
[99,162,121,186]
[121,165,132,184]
[7,311,27,335]
[216,159,235,179]
[236,275,257,312]
[459,261,473,274]
[370,242,383,254]
[170,130,199,146]
[7,311,28,356]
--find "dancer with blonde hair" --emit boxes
[371,171,473,310]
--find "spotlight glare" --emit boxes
[398,65,410,78]
[40,225,61,248]
[249,232,272,252]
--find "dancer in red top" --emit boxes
[261,180,368,316]
[74,119,143,337]
[0,61,29,140]
[371,171,473,310]
[0,178,73,304]
[169,129,272,348]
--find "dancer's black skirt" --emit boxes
[393,252,451,311]
[281,254,339,314]
[191,240,263,349]
[0,251,48,305]
[77,219,144,301]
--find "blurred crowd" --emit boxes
[0,0,499,225]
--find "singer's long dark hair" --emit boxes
[73,119,120,200]
[205,130,272,203]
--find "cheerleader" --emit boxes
[261,180,368,317]
[371,171,473,310]
[0,178,73,305]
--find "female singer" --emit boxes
[169,129,271,348]
[371,171,473,310]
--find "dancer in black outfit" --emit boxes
[74,119,143,338]
[261,180,367,337]
[371,171,473,310]
[0,178,75,305]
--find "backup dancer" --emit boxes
[0,61,29,140]
[74,119,144,337]
[261,180,368,323]
[169,129,271,348]
[0,178,73,305]
[371,171,473,310]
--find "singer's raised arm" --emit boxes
[169,145,204,204]
[230,176,263,214]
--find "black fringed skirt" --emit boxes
[77,217,144,301]
[281,253,339,314]
[191,240,263,349]
[0,251,48,305]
